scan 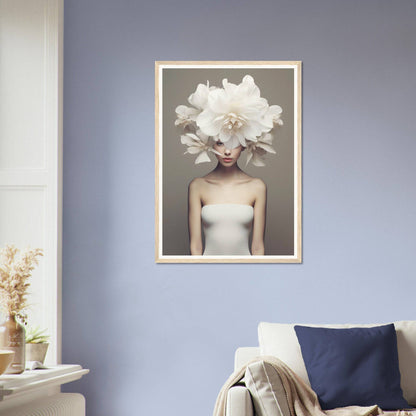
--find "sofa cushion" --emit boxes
[244,360,291,416]
[258,321,416,406]
[294,324,408,410]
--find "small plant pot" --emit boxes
[25,343,49,364]
[0,351,15,375]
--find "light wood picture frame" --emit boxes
[155,61,302,263]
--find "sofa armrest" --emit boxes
[226,386,253,416]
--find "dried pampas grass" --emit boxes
[0,245,43,323]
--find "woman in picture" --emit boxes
[187,141,265,255]
[175,75,283,256]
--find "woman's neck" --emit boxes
[211,163,244,180]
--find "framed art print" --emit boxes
[155,61,302,263]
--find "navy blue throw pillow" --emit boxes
[294,324,409,410]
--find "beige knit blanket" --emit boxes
[213,356,412,416]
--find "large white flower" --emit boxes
[175,74,283,166]
[246,133,276,167]
[180,131,220,164]
[175,105,199,128]
[196,75,271,149]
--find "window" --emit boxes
[0,0,63,364]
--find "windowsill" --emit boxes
[0,365,89,404]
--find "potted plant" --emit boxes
[25,326,50,364]
[0,245,43,373]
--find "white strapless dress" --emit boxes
[201,204,254,255]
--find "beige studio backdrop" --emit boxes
[158,64,299,259]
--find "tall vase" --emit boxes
[0,315,25,374]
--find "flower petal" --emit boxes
[195,151,211,164]
[207,88,230,114]
[195,129,209,142]
[180,134,196,146]
[261,133,274,145]
[263,105,283,128]
[210,148,222,156]
[222,78,238,96]
[256,143,276,154]
[176,105,199,118]
[222,135,241,149]
[270,104,282,115]
[235,131,247,147]
[252,153,266,167]
[186,146,203,154]
[218,129,232,142]
[197,110,224,136]
[188,83,211,110]
[240,123,263,141]
[181,133,202,146]
[246,152,253,166]
[236,75,260,100]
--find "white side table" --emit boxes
[0,365,89,415]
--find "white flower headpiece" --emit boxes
[175,75,283,166]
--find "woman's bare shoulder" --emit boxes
[248,177,266,188]
[188,177,209,191]
[248,177,267,196]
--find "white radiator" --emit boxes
[0,393,85,416]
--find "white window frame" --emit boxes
[0,0,63,364]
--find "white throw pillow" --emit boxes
[258,321,416,406]
[245,360,291,416]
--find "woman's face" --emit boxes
[213,141,243,167]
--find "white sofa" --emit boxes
[225,322,416,416]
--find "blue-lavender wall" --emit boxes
[62,1,416,415]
